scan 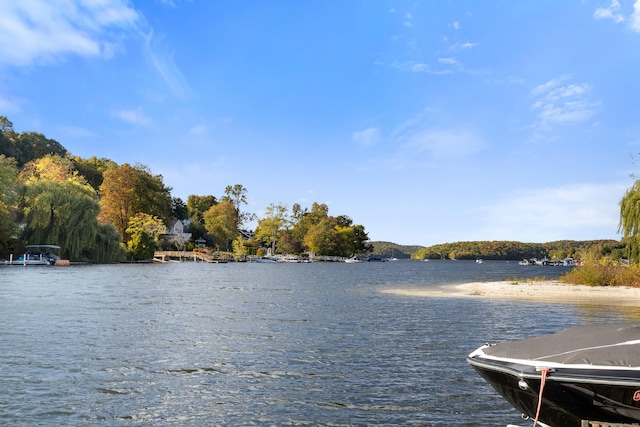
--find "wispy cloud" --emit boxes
[352,127,381,147]
[113,108,152,126]
[0,92,25,114]
[189,124,207,136]
[404,13,413,27]
[143,30,192,99]
[594,0,640,32]
[448,41,478,51]
[594,0,625,23]
[389,125,485,170]
[58,125,98,138]
[472,182,625,242]
[0,0,139,67]
[530,76,599,130]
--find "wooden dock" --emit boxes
[153,251,231,263]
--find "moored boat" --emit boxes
[6,245,63,265]
[467,323,640,427]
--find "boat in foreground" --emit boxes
[467,323,640,427]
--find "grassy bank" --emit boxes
[561,260,640,287]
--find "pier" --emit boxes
[153,251,231,263]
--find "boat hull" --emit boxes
[469,354,640,426]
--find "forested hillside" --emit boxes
[412,240,624,261]
[0,116,372,261]
[370,241,424,259]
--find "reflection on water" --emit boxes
[0,260,631,426]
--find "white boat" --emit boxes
[476,258,483,264]
[249,256,277,263]
[344,257,361,263]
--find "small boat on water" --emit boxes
[6,245,63,265]
[467,323,640,427]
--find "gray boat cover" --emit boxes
[481,323,640,367]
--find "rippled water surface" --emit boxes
[0,260,636,426]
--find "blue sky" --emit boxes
[1,0,639,246]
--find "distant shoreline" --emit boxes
[381,280,640,306]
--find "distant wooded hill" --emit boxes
[410,240,624,260]
[370,242,425,259]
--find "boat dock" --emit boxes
[153,251,231,263]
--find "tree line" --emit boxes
[0,116,372,262]
[411,239,624,261]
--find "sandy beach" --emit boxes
[381,280,640,306]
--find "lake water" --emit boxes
[1,260,636,426]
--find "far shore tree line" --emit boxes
[0,116,372,262]
[5,114,640,276]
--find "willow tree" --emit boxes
[20,179,100,260]
[619,180,640,263]
[16,155,123,262]
[0,155,18,257]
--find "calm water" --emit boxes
[1,260,637,426]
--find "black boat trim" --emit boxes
[468,356,640,387]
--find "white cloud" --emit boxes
[352,127,381,147]
[530,77,599,130]
[631,0,640,32]
[594,0,625,23]
[143,30,192,99]
[472,182,625,242]
[438,57,460,66]
[404,13,413,27]
[0,0,139,67]
[113,108,151,126]
[449,42,478,51]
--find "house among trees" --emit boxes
[164,219,192,251]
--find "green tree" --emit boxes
[125,213,167,260]
[304,217,341,256]
[620,180,640,263]
[204,201,239,251]
[187,194,217,226]
[171,197,188,220]
[18,132,67,159]
[71,156,116,191]
[232,235,248,256]
[186,194,217,241]
[222,184,255,227]
[291,202,329,242]
[254,203,288,253]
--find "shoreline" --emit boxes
[381,280,640,306]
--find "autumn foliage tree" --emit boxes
[98,163,172,244]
